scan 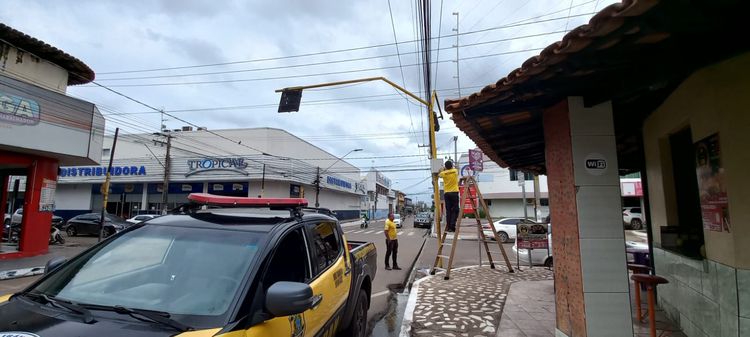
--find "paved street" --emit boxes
[341,216,429,325]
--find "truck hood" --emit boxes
[0,298,214,337]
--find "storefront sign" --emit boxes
[186,157,249,177]
[459,184,477,214]
[355,182,366,194]
[326,176,352,189]
[469,148,484,172]
[59,166,147,177]
[376,171,391,188]
[516,223,549,249]
[695,133,730,232]
[0,90,41,125]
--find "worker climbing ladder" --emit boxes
[431,176,514,280]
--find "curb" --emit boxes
[398,265,483,337]
[0,266,45,280]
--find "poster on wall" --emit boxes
[39,179,56,212]
[695,133,730,232]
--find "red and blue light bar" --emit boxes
[187,193,308,207]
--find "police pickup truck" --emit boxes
[0,194,377,337]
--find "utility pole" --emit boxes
[452,12,461,97]
[453,136,458,164]
[99,128,119,242]
[315,167,321,208]
[157,133,172,214]
[260,164,266,197]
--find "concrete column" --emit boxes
[140,183,148,210]
[202,182,208,194]
[544,97,633,337]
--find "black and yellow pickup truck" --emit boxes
[0,194,377,337]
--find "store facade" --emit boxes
[0,23,101,259]
[56,129,366,221]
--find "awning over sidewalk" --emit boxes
[444,0,750,174]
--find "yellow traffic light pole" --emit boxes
[276,77,445,263]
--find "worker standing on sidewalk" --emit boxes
[384,213,401,270]
[439,160,460,232]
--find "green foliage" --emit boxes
[463,209,486,219]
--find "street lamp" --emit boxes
[314,148,363,207]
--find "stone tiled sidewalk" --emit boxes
[496,280,556,337]
[402,265,553,337]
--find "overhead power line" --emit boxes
[96,11,596,75]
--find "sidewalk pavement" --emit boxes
[401,265,553,337]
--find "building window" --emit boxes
[486,200,491,206]
[661,127,705,259]
[509,169,534,182]
[102,148,111,158]
[540,198,549,206]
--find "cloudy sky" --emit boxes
[1,0,616,201]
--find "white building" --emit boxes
[361,170,396,219]
[55,127,366,220]
[457,153,550,220]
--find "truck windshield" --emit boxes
[29,224,265,324]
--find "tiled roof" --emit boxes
[442,0,750,174]
[0,23,94,85]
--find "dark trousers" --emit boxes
[385,239,399,267]
[445,192,459,230]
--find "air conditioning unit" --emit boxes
[182,126,193,131]
[197,127,207,131]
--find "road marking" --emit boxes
[364,230,375,234]
[371,290,390,298]
[351,230,364,234]
[407,232,414,236]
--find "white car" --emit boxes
[623,207,646,230]
[482,217,536,243]
[126,214,159,224]
[393,214,402,228]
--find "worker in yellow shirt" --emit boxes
[383,213,401,270]
[439,160,459,232]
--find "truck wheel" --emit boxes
[341,289,368,337]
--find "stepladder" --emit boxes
[431,176,514,280]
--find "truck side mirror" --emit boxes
[265,281,317,317]
[45,257,68,273]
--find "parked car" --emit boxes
[63,213,130,237]
[0,193,378,337]
[414,212,433,228]
[7,208,63,228]
[125,214,159,224]
[9,208,22,225]
[512,223,553,267]
[623,207,646,230]
[393,213,402,228]
[482,217,536,243]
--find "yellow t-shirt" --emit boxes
[384,219,397,240]
[439,168,459,192]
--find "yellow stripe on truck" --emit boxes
[0,294,11,304]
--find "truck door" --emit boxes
[246,227,312,337]
[303,221,352,337]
